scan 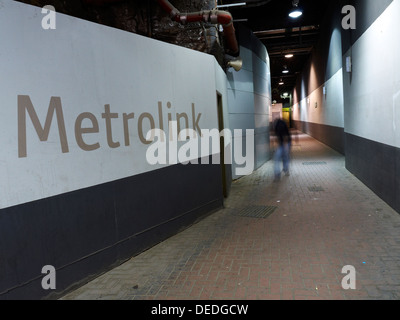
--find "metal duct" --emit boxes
[82,0,239,59]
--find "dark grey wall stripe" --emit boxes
[292,120,345,155]
[341,0,394,53]
[0,157,224,299]
[345,133,400,214]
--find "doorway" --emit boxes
[216,92,231,198]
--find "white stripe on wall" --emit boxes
[343,0,400,148]
[292,68,344,129]
[0,1,221,209]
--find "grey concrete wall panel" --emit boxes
[253,73,270,98]
[227,69,255,92]
[227,24,271,179]
[0,159,223,299]
[254,132,270,170]
[228,113,256,133]
[252,53,269,81]
[345,133,400,214]
[292,120,345,155]
[227,90,255,114]
[254,114,269,135]
[239,46,254,72]
[254,94,269,116]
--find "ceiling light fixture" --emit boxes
[285,53,294,58]
[282,65,289,74]
[279,79,284,85]
[289,0,303,19]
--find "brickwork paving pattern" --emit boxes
[61,132,400,300]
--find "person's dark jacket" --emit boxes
[274,119,291,146]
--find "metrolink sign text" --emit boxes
[17,95,202,158]
[17,95,255,175]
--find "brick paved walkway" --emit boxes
[61,132,400,300]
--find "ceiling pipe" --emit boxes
[83,0,124,5]
[156,0,239,56]
[243,0,273,7]
[82,0,240,68]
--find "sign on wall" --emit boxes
[0,1,220,209]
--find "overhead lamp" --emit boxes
[289,0,303,19]
[282,65,289,74]
[279,79,284,85]
[285,53,294,58]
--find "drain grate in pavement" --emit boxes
[233,205,277,219]
[308,185,325,192]
[303,161,327,166]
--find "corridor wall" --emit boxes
[292,1,345,155]
[292,0,400,214]
[0,1,230,299]
[342,0,400,213]
[227,25,272,179]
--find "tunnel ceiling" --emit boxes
[15,0,328,104]
[16,0,227,67]
[224,0,329,103]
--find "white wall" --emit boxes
[293,68,344,128]
[292,18,344,131]
[270,103,283,123]
[0,1,222,209]
[226,42,271,179]
[343,0,400,148]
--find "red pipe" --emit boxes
[82,0,239,54]
[156,0,239,54]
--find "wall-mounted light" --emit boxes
[289,0,303,19]
[227,57,243,72]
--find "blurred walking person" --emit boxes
[273,118,291,181]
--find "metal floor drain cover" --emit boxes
[308,186,325,192]
[233,205,277,218]
[303,161,327,165]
